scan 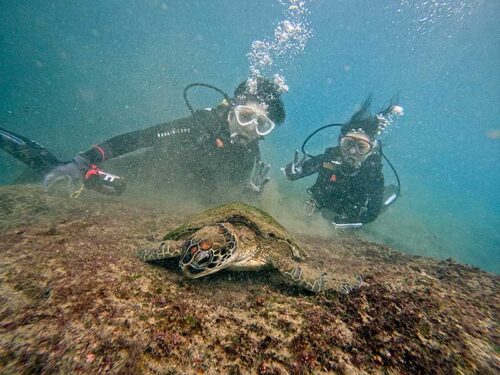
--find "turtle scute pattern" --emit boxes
[138,202,356,293]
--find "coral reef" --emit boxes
[0,185,498,374]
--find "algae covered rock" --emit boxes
[0,185,498,374]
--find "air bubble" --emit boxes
[246,0,313,94]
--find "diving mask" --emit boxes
[340,136,374,155]
[233,105,275,136]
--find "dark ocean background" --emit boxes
[1,0,498,273]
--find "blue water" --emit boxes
[1,1,499,273]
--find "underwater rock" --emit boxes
[0,185,47,224]
[0,185,498,374]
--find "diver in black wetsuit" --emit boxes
[284,96,403,228]
[0,77,286,199]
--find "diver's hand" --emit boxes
[43,154,90,194]
[281,150,307,179]
[303,199,318,216]
[247,159,271,194]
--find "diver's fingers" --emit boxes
[249,160,257,179]
[44,175,72,194]
[261,164,271,178]
[43,172,55,192]
[252,157,259,173]
[258,161,265,176]
[292,150,300,174]
[298,154,307,167]
[261,177,270,187]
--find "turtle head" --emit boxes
[179,224,237,278]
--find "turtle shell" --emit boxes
[163,202,306,259]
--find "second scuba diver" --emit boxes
[0,77,286,201]
[284,95,403,229]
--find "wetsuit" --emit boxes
[1,105,260,198]
[80,104,260,198]
[286,147,384,224]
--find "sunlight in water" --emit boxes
[397,0,481,34]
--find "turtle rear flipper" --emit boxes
[137,240,183,262]
[273,257,362,294]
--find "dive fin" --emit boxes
[0,126,61,174]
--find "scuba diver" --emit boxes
[0,77,286,199]
[283,95,403,229]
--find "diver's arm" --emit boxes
[80,114,206,163]
[284,151,323,180]
[43,111,211,195]
[359,170,385,224]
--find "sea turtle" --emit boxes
[137,202,328,293]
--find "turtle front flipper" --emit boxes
[137,240,183,262]
[265,241,327,293]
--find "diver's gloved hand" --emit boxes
[247,159,271,194]
[303,199,318,216]
[282,150,307,179]
[43,154,90,194]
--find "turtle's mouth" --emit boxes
[179,224,237,278]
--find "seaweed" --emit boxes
[0,186,497,374]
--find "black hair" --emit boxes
[340,94,399,139]
[233,77,286,124]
